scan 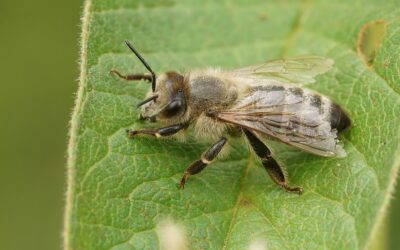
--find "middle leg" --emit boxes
[179,137,227,189]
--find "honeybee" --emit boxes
[111,41,351,194]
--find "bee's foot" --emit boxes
[126,129,138,138]
[284,185,303,195]
[110,69,125,79]
[179,172,189,189]
[179,179,185,189]
[295,187,303,195]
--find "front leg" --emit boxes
[126,124,186,138]
[110,69,153,82]
[179,138,227,189]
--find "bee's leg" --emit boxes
[179,138,227,189]
[243,129,303,195]
[126,124,186,138]
[110,69,152,82]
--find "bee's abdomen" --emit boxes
[288,87,350,133]
[328,102,351,132]
[244,85,351,134]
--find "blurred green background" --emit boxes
[0,1,398,249]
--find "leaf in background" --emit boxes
[65,0,400,249]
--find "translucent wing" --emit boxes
[216,86,345,157]
[233,56,334,85]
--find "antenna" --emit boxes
[136,94,159,108]
[124,40,156,92]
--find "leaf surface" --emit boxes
[65,0,400,249]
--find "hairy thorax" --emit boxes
[186,69,240,141]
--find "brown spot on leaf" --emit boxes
[357,20,387,66]
[239,197,251,207]
[258,12,268,21]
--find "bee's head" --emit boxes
[139,71,187,122]
[120,40,187,122]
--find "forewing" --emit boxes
[233,56,334,85]
[217,87,344,157]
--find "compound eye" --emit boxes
[162,99,184,118]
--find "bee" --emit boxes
[111,41,351,195]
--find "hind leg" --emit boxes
[243,129,303,195]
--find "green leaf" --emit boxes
[64,0,400,249]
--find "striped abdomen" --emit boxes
[245,85,350,132]
[286,86,351,133]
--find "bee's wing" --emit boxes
[216,86,345,157]
[232,56,334,85]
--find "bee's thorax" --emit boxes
[187,73,238,116]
